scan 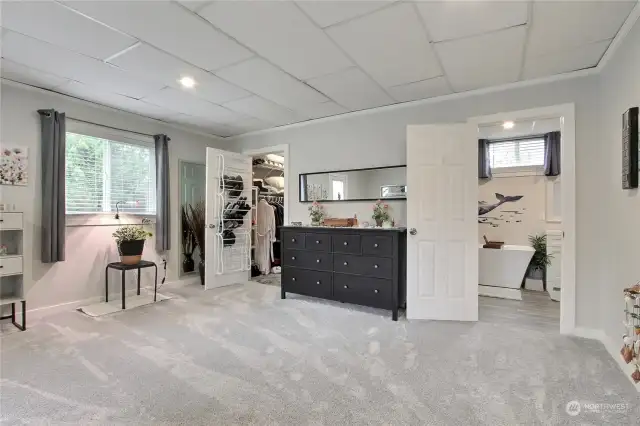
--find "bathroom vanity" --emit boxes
[280,226,406,320]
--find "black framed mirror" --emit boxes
[299,165,406,202]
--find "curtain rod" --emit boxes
[67,117,156,138]
[488,133,549,143]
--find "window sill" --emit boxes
[491,166,544,178]
[66,213,155,228]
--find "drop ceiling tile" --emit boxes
[62,1,253,70]
[523,39,610,79]
[527,1,636,56]
[295,101,348,120]
[108,43,250,104]
[387,77,451,102]
[176,1,213,13]
[1,0,136,60]
[216,58,328,109]
[327,3,441,87]
[222,96,303,126]
[224,117,273,134]
[2,30,164,99]
[306,67,394,110]
[199,1,352,80]
[170,114,234,137]
[435,26,526,92]
[141,87,247,123]
[0,59,70,90]
[296,0,396,28]
[417,1,528,43]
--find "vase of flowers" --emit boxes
[308,201,326,225]
[372,200,390,227]
[112,224,153,265]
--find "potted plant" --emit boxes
[112,224,152,265]
[372,200,390,227]
[181,204,197,273]
[308,201,325,225]
[527,234,553,280]
[185,201,206,285]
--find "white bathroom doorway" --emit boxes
[470,104,576,334]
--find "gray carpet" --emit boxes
[0,283,638,425]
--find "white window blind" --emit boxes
[489,138,545,169]
[65,132,156,215]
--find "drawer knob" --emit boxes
[291,256,296,260]
[374,243,378,248]
[343,262,348,266]
[344,285,348,289]
[374,264,379,269]
[316,281,321,285]
[343,242,348,246]
[374,289,379,294]
[316,259,321,263]
[292,277,296,281]
[316,240,320,244]
[291,238,296,242]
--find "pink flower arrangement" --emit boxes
[308,201,326,224]
[372,200,391,224]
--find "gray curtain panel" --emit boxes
[38,109,66,263]
[478,139,492,179]
[154,134,170,252]
[544,131,561,176]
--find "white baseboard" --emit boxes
[478,285,522,300]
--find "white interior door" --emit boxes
[205,148,252,290]
[546,230,562,301]
[406,124,478,321]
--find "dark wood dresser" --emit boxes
[280,226,406,320]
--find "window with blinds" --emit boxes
[488,138,545,169]
[65,132,156,215]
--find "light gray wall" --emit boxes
[232,73,603,330]
[599,19,640,346]
[0,83,226,310]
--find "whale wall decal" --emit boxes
[478,193,524,227]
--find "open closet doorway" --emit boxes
[243,145,289,287]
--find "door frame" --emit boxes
[468,103,576,335]
[177,159,205,278]
[242,144,290,225]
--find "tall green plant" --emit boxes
[186,201,206,258]
[528,234,553,270]
[181,204,197,255]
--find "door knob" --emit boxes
[208,224,215,229]
[409,228,417,235]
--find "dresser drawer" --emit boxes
[332,234,361,254]
[0,256,22,276]
[282,231,305,249]
[0,213,23,230]
[334,274,393,309]
[362,235,393,257]
[304,233,331,252]
[334,254,393,279]
[284,250,332,271]
[283,268,332,299]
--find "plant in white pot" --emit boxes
[112,225,153,265]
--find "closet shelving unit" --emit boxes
[0,212,26,331]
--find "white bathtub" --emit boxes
[479,245,535,300]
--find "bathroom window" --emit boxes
[65,124,156,215]
[489,138,545,169]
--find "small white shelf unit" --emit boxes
[0,212,26,331]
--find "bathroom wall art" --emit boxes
[0,146,28,186]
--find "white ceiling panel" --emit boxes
[523,39,610,79]
[224,117,273,134]
[386,77,451,102]
[1,0,136,60]
[296,0,396,28]
[170,114,234,137]
[527,1,636,56]
[435,26,526,92]
[141,87,247,123]
[58,81,177,120]
[198,1,352,80]
[62,1,253,70]
[296,101,349,120]
[306,67,394,110]
[417,1,528,43]
[2,30,164,99]
[108,43,250,104]
[176,1,213,13]
[222,96,303,126]
[216,58,328,109]
[327,3,441,87]
[0,59,70,90]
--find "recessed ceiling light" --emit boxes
[502,121,515,129]
[179,76,196,88]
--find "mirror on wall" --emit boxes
[299,165,406,202]
[180,161,206,277]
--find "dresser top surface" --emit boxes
[281,225,406,233]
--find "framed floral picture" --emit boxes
[0,146,28,186]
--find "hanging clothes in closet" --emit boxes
[255,199,276,275]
